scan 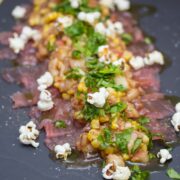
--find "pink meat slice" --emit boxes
[0,32,13,45]
[0,48,17,60]
[11,88,39,108]
[133,66,160,92]
[2,63,47,89]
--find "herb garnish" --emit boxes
[167,168,180,179]
[55,120,67,128]
[131,165,150,180]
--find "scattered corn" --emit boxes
[91,119,100,129]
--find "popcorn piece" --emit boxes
[157,149,172,164]
[37,90,54,111]
[12,6,26,19]
[37,72,54,91]
[19,121,39,148]
[54,143,72,160]
[87,87,109,108]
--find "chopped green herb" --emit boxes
[72,50,81,59]
[144,37,152,45]
[131,165,150,180]
[98,128,112,149]
[82,103,101,121]
[65,21,86,39]
[138,117,150,125]
[116,128,133,153]
[53,0,77,15]
[66,68,85,79]
[55,120,67,128]
[131,138,142,154]
[148,153,156,160]
[167,168,180,179]
[121,33,133,45]
[109,102,127,114]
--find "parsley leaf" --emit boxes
[109,102,127,114]
[82,103,101,121]
[138,117,150,125]
[131,138,142,154]
[65,21,86,38]
[167,168,180,179]
[66,68,85,79]
[98,128,112,149]
[116,128,133,153]
[131,165,150,180]
[121,33,133,45]
[55,120,67,128]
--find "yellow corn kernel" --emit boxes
[67,89,74,95]
[91,119,100,129]
[142,135,149,144]
[99,115,109,123]
[104,147,115,154]
[74,111,83,120]
[141,144,147,151]
[131,121,139,128]
[123,51,133,61]
[91,139,100,149]
[62,93,70,100]
[29,15,41,26]
[111,117,119,130]
[78,81,87,92]
[122,154,129,161]
[87,129,100,142]
[44,12,60,23]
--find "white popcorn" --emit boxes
[37,90,54,111]
[113,166,131,180]
[113,58,124,66]
[175,102,180,112]
[95,20,124,37]
[9,26,41,54]
[12,6,26,19]
[57,16,73,28]
[37,72,54,91]
[87,87,109,108]
[70,0,81,8]
[147,50,164,65]
[129,56,145,70]
[114,0,130,11]
[98,45,111,64]
[102,163,131,180]
[19,121,39,148]
[95,23,107,35]
[20,26,41,41]
[113,22,124,35]
[54,143,72,160]
[102,163,114,179]
[77,11,101,24]
[9,33,26,54]
[99,0,114,10]
[171,112,180,132]
[157,149,172,164]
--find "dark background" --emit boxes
[0,0,180,179]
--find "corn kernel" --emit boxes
[44,12,60,23]
[122,154,129,160]
[87,129,100,141]
[78,81,87,92]
[99,115,109,123]
[67,89,74,95]
[104,147,115,154]
[62,93,70,100]
[91,139,100,149]
[91,119,100,129]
